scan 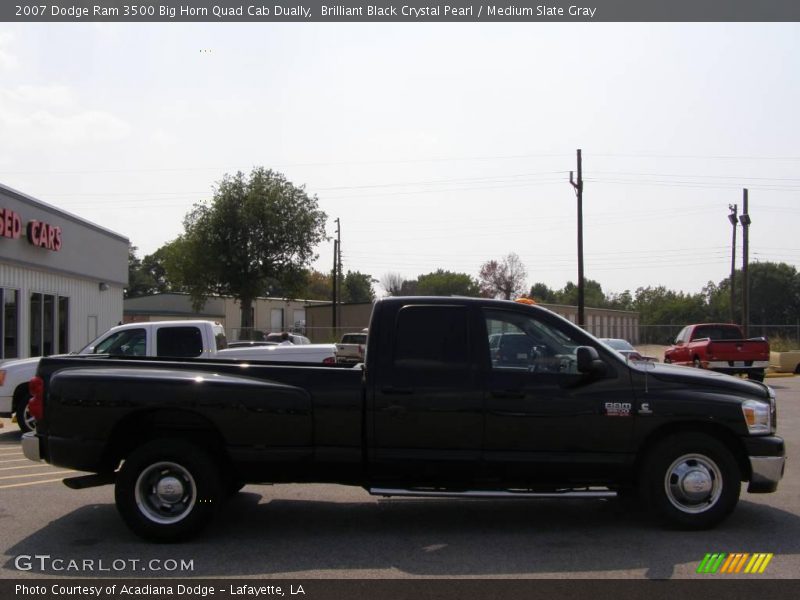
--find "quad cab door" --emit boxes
[481,307,636,486]
[369,303,484,485]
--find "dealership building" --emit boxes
[0,183,128,360]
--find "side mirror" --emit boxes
[577,346,607,375]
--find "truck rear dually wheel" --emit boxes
[641,433,740,530]
[115,439,222,542]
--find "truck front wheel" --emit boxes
[14,386,36,434]
[115,439,222,542]
[641,433,740,530]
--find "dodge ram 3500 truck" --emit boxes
[22,297,785,542]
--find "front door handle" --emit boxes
[381,386,414,395]
[490,390,526,400]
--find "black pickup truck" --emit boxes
[23,297,785,541]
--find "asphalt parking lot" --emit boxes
[0,376,798,581]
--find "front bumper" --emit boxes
[21,432,41,462]
[744,435,786,493]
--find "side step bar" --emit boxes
[368,487,617,499]
[63,473,116,490]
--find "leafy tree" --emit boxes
[303,270,333,301]
[416,269,480,296]
[529,282,558,304]
[126,245,179,298]
[341,271,377,303]
[166,168,327,330]
[633,286,709,343]
[479,253,528,299]
[707,262,800,333]
[125,246,152,299]
[400,279,419,296]
[555,279,608,308]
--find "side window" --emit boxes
[156,327,203,358]
[484,309,584,375]
[391,305,470,387]
[94,329,146,356]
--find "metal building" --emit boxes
[0,183,128,360]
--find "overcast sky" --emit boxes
[1,22,798,297]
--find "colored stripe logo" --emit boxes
[697,553,773,574]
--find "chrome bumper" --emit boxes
[748,455,785,492]
[21,432,41,462]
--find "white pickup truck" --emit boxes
[0,320,336,432]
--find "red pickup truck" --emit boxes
[664,323,770,381]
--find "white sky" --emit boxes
[1,22,798,297]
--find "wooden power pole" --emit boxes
[740,190,751,336]
[570,149,585,328]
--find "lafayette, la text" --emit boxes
[16,584,305,597]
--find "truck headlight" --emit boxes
[742,399,771,435]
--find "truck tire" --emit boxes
[115,439,222,542]
[692,357,702,369]
[748,370,765,382]
[13,386,36,434]
[641,433,740,530]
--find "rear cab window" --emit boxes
[389,305,471,388]
[156,326,204,358]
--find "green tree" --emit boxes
[416,269,480,296]
[529,282,558,304]
[341,271,377,303]
[707,262,800,333]
[166,168,327,331]
[125,246,152,299]
[303,270,333,301]
[555,279,608,308]
[633,286,709,344]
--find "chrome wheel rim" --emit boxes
[664,453,723,514]
[22,402,37,432]
[134,461,197,524]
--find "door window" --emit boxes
[93,329,146,356]
[484,309,584,376]
[391,305,470,387]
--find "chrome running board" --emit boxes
[368,487,617,499]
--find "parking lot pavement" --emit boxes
[0,420,75,490]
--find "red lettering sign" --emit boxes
[26,220,63,252]
[0,208,22,239]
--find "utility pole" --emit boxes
[570,149,585,328]
[336,218,342,329]
[739,190,751,336]
[332,238,338,332]
[727,204,738,323]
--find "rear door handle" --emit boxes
[490,390,526,400]
[381,386,414,395]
